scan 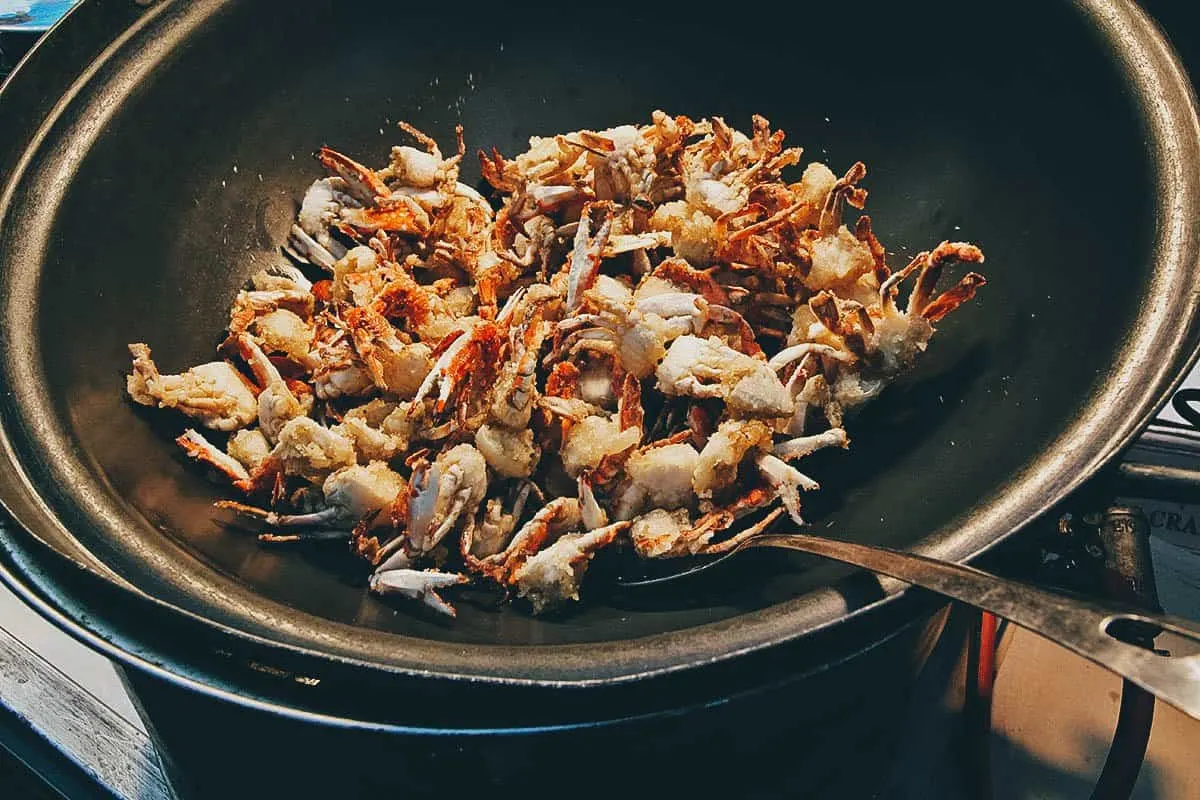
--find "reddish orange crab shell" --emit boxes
[338,202,430,239]
[371,274,434,331]
[478,146,519,193]
[316,145,391,201]
[651,258,730,306]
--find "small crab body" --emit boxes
[346,306,433,398]
[218,460,406,539]
[477,497,582,582]
[412,321,505,417]
[511,521,629,613]
[656,335,793,418]
[554,291,753,379]
[468,481,536,559]
[127,344,257,432]
[613,442,701,520]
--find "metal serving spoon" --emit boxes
[617,532,1200,720]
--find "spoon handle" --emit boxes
[748,533,1200,721]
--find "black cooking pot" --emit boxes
[1,0,1198,796]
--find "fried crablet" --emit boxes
[127,113,985,617]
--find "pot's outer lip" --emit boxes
[0,0,1198,696]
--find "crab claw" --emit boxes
[495,286,528,328]
[338,198,430,238]
[578,475,608,530]
[374,545,415,574]
[754,453,819,526]
[412,331,471,409]
[405,445,488,554]
[909,242,986,317]
[316,146,390,204]
[410,322,504,416]
[424,466,470,549]
[177,429,251,485]
[565,204,613,311]
[406,459,441,547]
[369,569,467,617]
[920,272,987,323]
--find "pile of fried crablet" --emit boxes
[126,112,987,617]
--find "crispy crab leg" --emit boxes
[287,224,339,271]
[463,479,536,561]
[818,161,868,235]
[216,499,345,529]
[699,302,764,357]
[702,506,786,555]
[649,259,730,305]
[768,343,854,372]
[770,344,854,394]
[879,251,926,307]
[638,486,781,559]
[175,429,279,495]
[773,427,850,461]
[854,215,890,285]
[601,231,672,257]
[921,272,988,322]
[412,331,472,410]
[478,146,518,193]
[426,486,473,550]
[259,530,351,544]
[727,200,806,244]
[908,241,986,315]
[565,204,614,311]
[684,485,778,551]
[375,546,414,573]
[510,520,631,612]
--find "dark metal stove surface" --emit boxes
[2,2,1199,798]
